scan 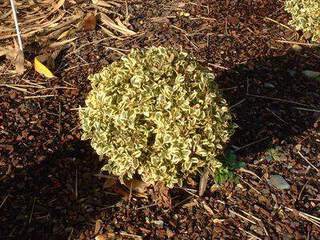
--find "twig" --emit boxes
[297,151,319,173]
[1,84,32,93]
[247,94,312,107]
[67,228,74,240]
[24,95,55,99]
[234,137,270,152]
[264,17,293,31]
[0,195,9,209]
[237,168,262,181]
[208,63,229,70]
[229,209,256,224]
[120,232,143,240]
[230,99,246,110]
[9,0,23,51]
[173,195,193,208]
[266,107,288,124]
[294,107,320,113]
[29,197,36,224]
[240,177,261,195]
[75,167,78,200]
[94,173,117,179]
[285,207,320,227]
[58,103,61,134]
[240,210,262,223]
[239,227,262,240]
[136,203,158,210]
[298,180,309,201]
[276,40,319,47]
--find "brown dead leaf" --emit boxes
[83,12,96,31]
[113,185,130,201]
[100,13,136,36]
[103,177,117,189]
[123,179,150,194]
[152,182,172,208]
[1,39,25,74]
[202,201,214,215]
[94,219,103,235]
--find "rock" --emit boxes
[151,220,164,228]
[269,175,290,190]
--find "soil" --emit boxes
[1,0,320,239]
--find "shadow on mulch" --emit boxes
[0,141,120,239]
[0,50,319,239]
[216,49,320,156]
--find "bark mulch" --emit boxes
[1,0,319,239]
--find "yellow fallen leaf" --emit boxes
[34,57,55,78]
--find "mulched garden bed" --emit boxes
[1,0,319,239]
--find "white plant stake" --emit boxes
[9,0,23,52]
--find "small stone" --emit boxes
[264,83,275,88]
[152,220,164,228]
[269,175,290,190]
[292,44,302,52]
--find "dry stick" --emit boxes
[0,195,9,209]
[297,151,319,173]
[264,17,293,31]
[240,210,262,223]
[24,95,55,99]
[9,0,23,51]
[240,177,261,195]
[1,84,44,89]
[276,40,320,47]
[208,63,229,70]
[1,84,32,93]
[67,228,74,240]
[229,209,256,224]
[58,103,62,134]
[266,107,288,124]
[239,227,262,240]
[136,203,158,210]
[230,99,246,110]
[285,207,320,227]
[75,167,78,200]
[295,107,320,113]
[298,180,309,201]
[120,232,143,240]
[173,195,193,208]
[238,168,262,181]
[234,136,270,152]
[29,197,36,224]
[247,94,313,107]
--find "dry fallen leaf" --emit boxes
[123,179,150,194]
[152,182,172,208]
[94,219,103,235]
[103,177,117,189]
[100,13,136,36]
[0,39,25,74]
[83,12,96,31]
[34,57,55,78]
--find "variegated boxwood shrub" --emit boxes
[79,47,234,188]
[285,0,320,42]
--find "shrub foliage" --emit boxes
[79,47,234,187]
[285,0,320,41]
